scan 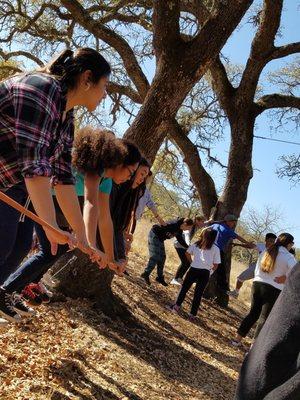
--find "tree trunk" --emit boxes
[124,1,253,160]
[214,115,255,218]
[52,250,120,314]
[124,58,198,161]
[206,113,255,306]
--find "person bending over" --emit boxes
[141,218,194,286]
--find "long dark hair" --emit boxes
[110,158,151,232]
[261,233,294,273]
[39,48,111,89]
[135,158,151,200]
[195,228,217,250]
[72,126,141,174]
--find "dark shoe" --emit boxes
[11,292,36,316]
[0,288,22,323]
[33,282,52,303]
[155,276,168,286]
[188,313,197,323]
[167,304,180,314]
[21,284,43,306]
[141,272,151,286]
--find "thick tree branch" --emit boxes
[209,56,235,118]
[188,0,253,60]
[0,49,43,66]
[238,0,283,101]
[255,93,300,115]
[167,119,218,218]
[61,0,150,98]
[152,0,181,57]
[107,82,143,104]
[271,42,300,60]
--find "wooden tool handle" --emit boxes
[0,190,126,273]
[0,190,92,256]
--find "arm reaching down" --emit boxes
[98,190,114,262]
[83,173,101,248]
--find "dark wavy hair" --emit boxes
[134,158,152,199]
[39,47,111,89]
[72,126,141,174]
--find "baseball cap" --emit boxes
[224,214,238,222]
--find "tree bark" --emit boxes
[214,114,255,218]
[205,112,255,306]
[52,250,123,315]
[124,1,254,160]
[168,120,218,218]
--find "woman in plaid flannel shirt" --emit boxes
[0,48,112,321]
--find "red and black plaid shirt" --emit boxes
[0,73,75,189]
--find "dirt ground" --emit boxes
[0,221,253,400]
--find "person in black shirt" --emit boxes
[141,218,194,286]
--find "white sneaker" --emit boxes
[170,278,182,286]
[227,289,239,299]
[37,282,53,298]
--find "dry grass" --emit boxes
[0,219,253,400]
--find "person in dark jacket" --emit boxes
[234,262,300,400]
[141,218,194,286]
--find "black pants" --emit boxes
[215,250,229,292]
[174,247,190,280]
[176,268,210,316]
[238,281,281,338]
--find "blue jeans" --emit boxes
[144,230,166,277]
[0,183,34,285]
[3,222,69,294]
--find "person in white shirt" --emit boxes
[171,215,208,286]
[135,173,165,226]
[233,233,296,346]
[169,227,221,321]
[228,233,277,298]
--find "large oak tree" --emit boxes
[5,0,289,309]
